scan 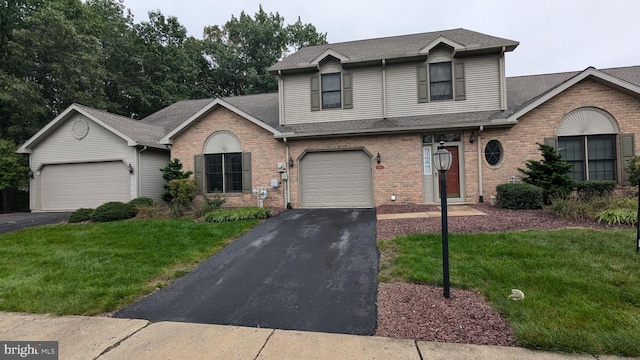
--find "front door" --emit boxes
[445,146,460,198]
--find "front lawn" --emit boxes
[0,218,258,315]
[379,228,640,356]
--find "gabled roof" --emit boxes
[505,66,640,121]
[158,93,281,144]
[17,104,168,153]
[269,28,519,73]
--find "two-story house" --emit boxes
[18,28,640,211]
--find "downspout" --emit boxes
[382,59,387,119]
[284,137,292,209]
[137,146,148,198]
[476,126,484,202]
[499,47,506,110]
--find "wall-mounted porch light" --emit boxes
[469,131,477,144]
[27,169,34,179]
[376,152,381,164]
[289,157,294,168]
[128,163,134,174]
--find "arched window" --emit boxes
[557,108,618,181]
[199,131,250,193]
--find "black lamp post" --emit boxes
[433,140,452,298]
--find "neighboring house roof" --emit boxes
[17,104,168,153]
[269,28,519,73]
[158,93,281,144]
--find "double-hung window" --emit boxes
[558,135,617,181]
[205,153,243,193]
[429,62,453,101]
[321,73,341,109]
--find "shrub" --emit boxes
[127,197,157,217]
[194,194,226,218]
[496,183,544,209]
[624,155,640,186]
[203,207,271,223]
[167,179,197,217]
[551,197,596,221]
[68,208,94,223]
[595,209,637,226]
[90,201,134,222]
[576,181,616,199]
[518,143,575,204]
[160,159,193,203]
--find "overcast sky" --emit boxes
[122,0,639,77]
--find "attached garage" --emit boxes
[299,150,373,208]
[40,162,131,211]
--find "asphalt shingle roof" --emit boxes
[269,28,519,72]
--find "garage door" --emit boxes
[41,162,131,211]
[299,150,373,208]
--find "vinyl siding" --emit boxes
[139,149,170,202]
[283,67,384,124]
[30,114,136,210]
[386,56,501,117]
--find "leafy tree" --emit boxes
[160,159,193,203]
[203,5,326,96]
[0,139,28,210]
[518,143,575,204]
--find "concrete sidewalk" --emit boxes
[376,205,486,220]
[1,312,634,360]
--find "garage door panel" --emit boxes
[300,150,373,208]
[41,162,131,211]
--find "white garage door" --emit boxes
[299,150,373,208]
[41,162,131,211]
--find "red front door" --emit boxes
[445,146,460,198]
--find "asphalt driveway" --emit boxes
[0,212,70,235]
[114,208,379,335]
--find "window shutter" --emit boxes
[242,152,252,193]
[544,137,557,150]
[310,76,320,111]
[417,65,428,103]
[342,73,353,109]
[620,133,634,185]
[454,62,466,100]
[194,155,204,195]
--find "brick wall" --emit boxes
[170,106,287,208]
[475,78,640,200]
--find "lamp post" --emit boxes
[433,141,452,298]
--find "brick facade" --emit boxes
[170,79,640,209]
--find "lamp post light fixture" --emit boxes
[433,140,452,298]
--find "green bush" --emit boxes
[160,159,193,203]
[127,197,157,217]
[194,194,226,218]
[68,208,94,223]
[518,143,575,204]
[496,182,544,209]
[203,207,271,223]
[576,180,615,199]
[167,179,197,217]
[624,155,640,186]
[90,201,134,222]
[595,208,637,226]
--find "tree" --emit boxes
[160,159,193,203]
[0,139,28,210]
[517,143,575,204]
[203,5,327,96]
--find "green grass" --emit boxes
[379,229,640,356]
[0,218,258,315]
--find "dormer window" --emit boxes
[322,73,342,109]
[429,62,453,101]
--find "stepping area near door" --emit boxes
[376,205,486,220]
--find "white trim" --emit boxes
[419,36,465,55]
[159,98,282,144]
[507,67,640,121]
[309,48,349,66]
[17,104,138,153]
